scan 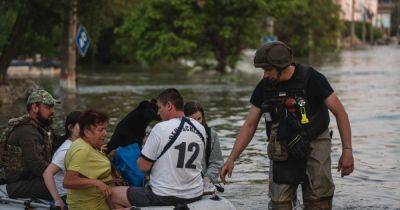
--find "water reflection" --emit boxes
[1,46,399,209]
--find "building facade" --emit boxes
[334,0,379,25]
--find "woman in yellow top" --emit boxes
[64,109,113,210]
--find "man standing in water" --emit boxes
[220,41,354,209]
[3,89,60,200]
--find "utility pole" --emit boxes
[370,18,374,44]
[369,8,374,44]
[267,18,274,36]
[60,0,77,91]
[362,7,366,43]
[351,0,356,47]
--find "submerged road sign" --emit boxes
[76,25,90,56]
[263,35,277,44]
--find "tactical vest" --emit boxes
[261,65,330,141]
[0,115,54,184]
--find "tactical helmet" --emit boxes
[253,41,293,70]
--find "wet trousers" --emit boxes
[268,130,334,210]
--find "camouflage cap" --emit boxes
[27,89,61,106]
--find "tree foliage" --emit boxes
[116,0,267,73]
[198,0,266,72]
[0,2,19,51]
[0,0,132,84]
[0,0,345,77]
[116,0,342,71]
[116,1,202,64]
[266,0,343,55]
[0,0,126,59]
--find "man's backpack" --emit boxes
[0,115,29,184]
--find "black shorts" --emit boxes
[127,185,202,207]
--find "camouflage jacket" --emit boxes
[0,115,57,184]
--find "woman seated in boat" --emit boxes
[184,101,224,186]
[63,109,113,210]
[43,111,81,209]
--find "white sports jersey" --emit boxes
[141,117,206,199]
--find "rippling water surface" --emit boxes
[1,46,399,209]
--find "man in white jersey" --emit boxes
[110,88,206,208]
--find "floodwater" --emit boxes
[1,46,400,209]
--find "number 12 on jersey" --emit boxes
[174,142,200,169]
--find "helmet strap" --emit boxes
[277,68,282,82]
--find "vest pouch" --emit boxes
[267,123,288,161]
[273,157,307,184]
[316,129,331,140]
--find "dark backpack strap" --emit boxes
[205,126,212,167]
[156,117,206,161]
[293,64,311,95]
[156,118,187,160]
[184,119,205,146]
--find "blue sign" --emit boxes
[263,35,277,44]
[75,25,90,56]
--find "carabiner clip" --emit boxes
[300,107,309,124]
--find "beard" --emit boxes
[263,77,279,86]
[38,111,53,126]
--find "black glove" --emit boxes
[287,134,309,159]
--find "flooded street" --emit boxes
[1,46,400,209]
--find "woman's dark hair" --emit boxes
[78,109,109,137]
[60,111,82,142]
[184,101,207,127]
[184,101,213,166]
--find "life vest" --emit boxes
[261,64,330,140]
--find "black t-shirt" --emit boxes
[250,64,334,115]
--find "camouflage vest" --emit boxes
[0,115,53,184]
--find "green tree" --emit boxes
[79,0,138,64]
[0,2,18,52]
[0,0,129,85]
[60,0,132,90]
[116,1,202,66]
[266,0,343,56]
[307,0,343,54]
[0,0,33,84]
[116,0,267,73]
[199,0,266,72]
